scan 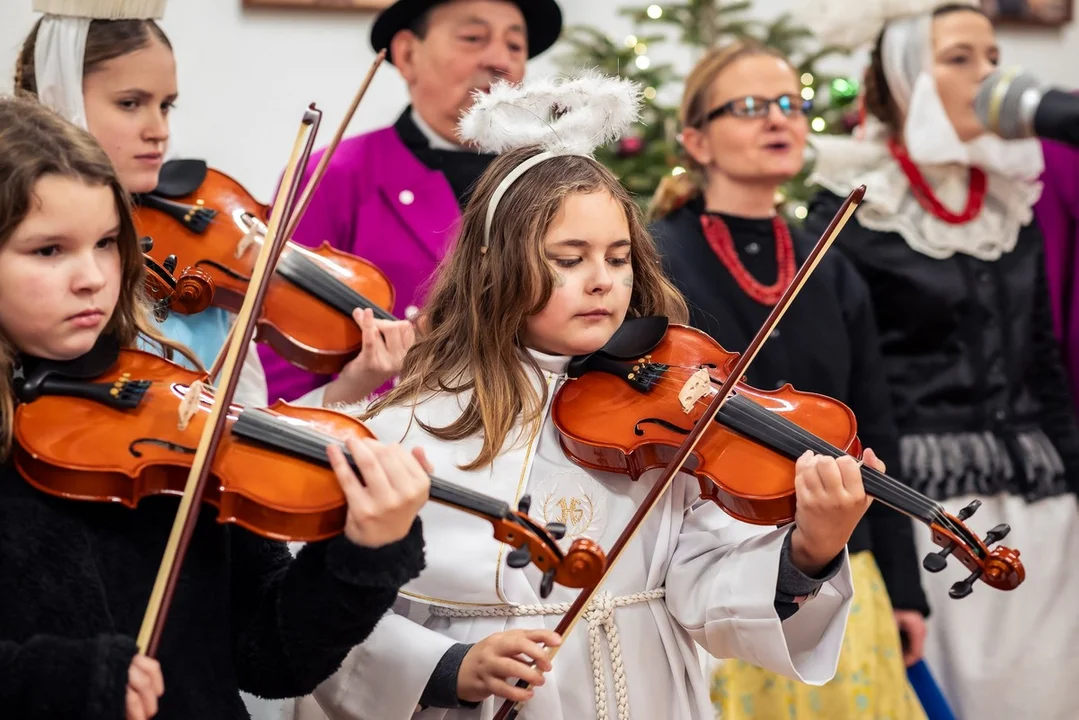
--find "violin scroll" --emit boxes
[141,236,215,319]
[924,499,1024,598]
[496,494,606,597]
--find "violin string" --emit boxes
[644,367,948,521]
[234,409,513,519]
[636,365,956,530]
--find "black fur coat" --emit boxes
[0,458,425,719]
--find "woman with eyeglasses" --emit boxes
[648,41,929,720]
[801,1,1079,717]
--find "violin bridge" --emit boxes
[177,380,204,431]
[678,368,711,414]
[235,215,266,259]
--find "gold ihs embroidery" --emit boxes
[541,489,599,542]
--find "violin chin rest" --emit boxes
[567,315,668,378]
[151,158,209,198]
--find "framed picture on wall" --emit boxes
[243,0,392,9]
[982,0,1074,25]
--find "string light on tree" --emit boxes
[558,0,864,218]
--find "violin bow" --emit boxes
[136,106,324,656]
[206,50,388,383]
[494,186,867,720]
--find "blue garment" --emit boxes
[907,660,955,720]
[139,306,232,372]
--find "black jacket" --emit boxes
[807,189,1079,502]
[651,201,930,615]
[0,457,425,719]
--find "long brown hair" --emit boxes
[14,17,172,96]
[0,96,189,460]
[863,3,987,134]
[648,40,794,222]
[367,146,688,470]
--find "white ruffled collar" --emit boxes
[808,133,1043,261]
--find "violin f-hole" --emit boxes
[634,418,692,437]
[129,438,198,458]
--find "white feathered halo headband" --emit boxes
[456,71,642,252]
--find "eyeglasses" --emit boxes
[702,94,813,123]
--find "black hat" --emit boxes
[371,0,562,65]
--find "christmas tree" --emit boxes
[556,0,862,221]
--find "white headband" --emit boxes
[456,71,642,251]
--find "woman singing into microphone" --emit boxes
[800,1,1079,717]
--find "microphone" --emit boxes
[975,68,1079,148]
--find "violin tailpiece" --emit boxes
[26,375,151,410]
[137,193,218,234]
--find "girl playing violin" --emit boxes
[649,41,929,720]
[311,73,878,720]
[15,0,414,409]
[0,94,431,720]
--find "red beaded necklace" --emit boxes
[887,137,988,225]
[700,213,795,307]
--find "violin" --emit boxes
[133,161,397,375]
[552,316,1024,598]
[12,345,605,599]
[140,236,215,320]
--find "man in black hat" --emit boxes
[260,0,563,408]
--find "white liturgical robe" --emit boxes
[312,349,854,720]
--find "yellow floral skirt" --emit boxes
[710,551,927,720]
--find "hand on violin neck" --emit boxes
[321,308,417,407]
[789,449,879,576]
[326,437,432,548]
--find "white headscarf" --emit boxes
[796,0,1043,261]
[32,15,93,129]
[29,0,167,130]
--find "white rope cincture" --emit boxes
[429,588,665,720]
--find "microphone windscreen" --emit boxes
[975,68,1042,139]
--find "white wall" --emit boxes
[1,0,1075,200]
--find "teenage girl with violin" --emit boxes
[308,74,876,720]
[0,93,432,720]
[14,0,415,409]
[648,41,929,719]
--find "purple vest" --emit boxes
[259,125,461,402]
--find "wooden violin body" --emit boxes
[552,319,1024,596]
[134,162,396,375]
[13,348,605,593]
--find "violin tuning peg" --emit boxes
[163,254,178,274]
[539,569,556,599]
[545,522,566,540]
[517,494,532,515]
[949,569,983,599]
[983,523,1010,546]
[506,547,532,569]
[957,499,982,521]
[923,544,954,573]
[139,236,154,252]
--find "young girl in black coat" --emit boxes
[0,94,431,720]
